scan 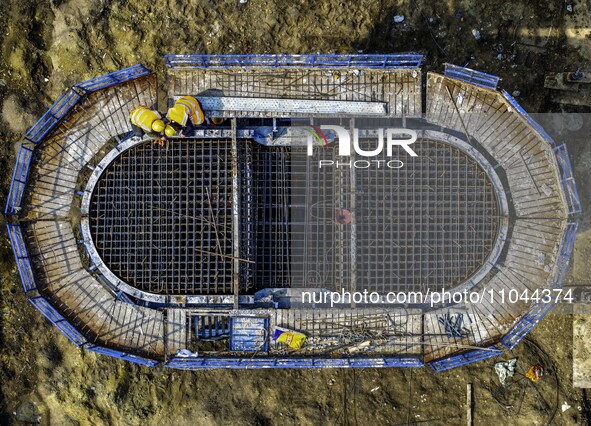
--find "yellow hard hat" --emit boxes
[164,125,177,137]
[211,117,225,125]
[151,119,165,133]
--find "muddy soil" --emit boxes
[1,0,591,425]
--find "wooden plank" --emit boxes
[165,309,187,356]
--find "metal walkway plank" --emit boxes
[191,96,388,117]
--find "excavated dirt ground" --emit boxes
[1,0,591,424]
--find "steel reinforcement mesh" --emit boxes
[238,143,352,291]
[89,138,500,296]
[355,139,500,293]
[239,140,500,293]
[90,139,235,294]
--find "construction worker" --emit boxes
[166,95,205,137]
[129,105,167,138]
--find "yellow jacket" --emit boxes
[167,96,205,126]
[130,106,162,132]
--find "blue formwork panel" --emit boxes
[86,345,159,366]
[29,297,87,346]
[512,287,562,332]
[24,89,81,144]
[166,356,423,370]
[313,358,349,368]
[274,358,314,368]
[74,64,152,93]
[553,221,578,287]
[229,316,269,352]
[554,144,582,215]
[501,303,555,350]
[384,357,425,367]
[203,358,248,368]
[165,357,287,369]
[5,145,33,215]
[165,53,423,69]
[228,358,276,368]
[86,345,128,359]
[23,66,150,144]
[6,224,36,292]
[429,347,503,372]
[501,90,556,146]
[347,358,420,368]
[348,359,381,368]
[123,353,160,367]
[165,357,206,369]
[444,64,500,90]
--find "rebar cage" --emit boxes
[89,137,500,296]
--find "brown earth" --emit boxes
[1,0,591,425]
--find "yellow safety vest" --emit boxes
[167,96,205,126]
[130,106,161,132]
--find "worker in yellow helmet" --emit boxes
[129,105,167,138]
[166,96,205,137]
[164,124,177,137]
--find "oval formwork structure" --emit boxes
[4,56,580,370]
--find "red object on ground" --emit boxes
[336,209,352,224]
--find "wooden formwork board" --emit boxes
[27,219,165,357]
[166,309,189,356]
[24,74,157,220]
[426,72,568,220]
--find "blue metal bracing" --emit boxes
[21,65,150,145]
[229,316,269,352]
[74,64,152,93]
[194,315,230,340]
[429,346,504,372]
[5,145,33,215]
[24,89,81,144]
[165,53,423,69]
[554,144,582,215]
[501,221,579,350]
[501,90,556,146]
[165,356,424,369]
[86,345,159,366]
[500,301,555,350]
[553,221,578,287]
[29,296,87,346]
[6,224,36,292]
[444,64,500,90]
